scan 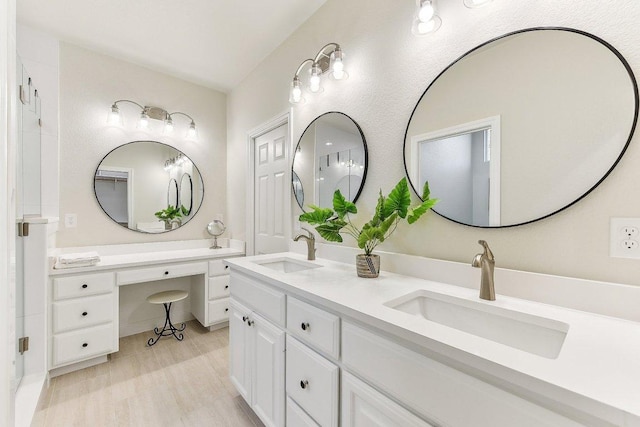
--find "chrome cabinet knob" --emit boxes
[82,284,88,289]
[301,322,310,331]
[82,312,88,316]
[82,343,88,348]
[300,380,309,389]
[242,316,248,322]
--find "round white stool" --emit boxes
[146,290,189,346]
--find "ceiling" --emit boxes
[17,0,327,92]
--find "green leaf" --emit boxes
[315,224,344,242]
[333,190,357,219]
[357,226,384,250]
[299,208,335,225]
[378,212,398,239]
[383,178,411,219]
[407,199,439,224]
[421,180,432,201]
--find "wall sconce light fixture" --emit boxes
[412,0,442,35]
[107,99,198,141]
[163,153,190,172]
[289,43,348,105]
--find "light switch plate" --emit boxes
[610,218,640,258]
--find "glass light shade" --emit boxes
[137,110,150,130]
[106,104,123,126]
[418,0,435,22]
[289,77,304,104]
[309,63,322,93]
[163,116,174,134]
[463,0,492,8]
[330,48,348,80]
[412,15,441,35]
[186,121,198,140]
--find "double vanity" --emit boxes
[225,252,640,427]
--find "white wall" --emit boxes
[227,0,640,287]
[1,0,18,423]
[57,43,227,247]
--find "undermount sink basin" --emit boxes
[385,290,569,359]
[253,257,321,273]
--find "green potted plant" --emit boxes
[154,205,187,230]
[299,177,439,278]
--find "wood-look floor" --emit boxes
[32,322,264,427]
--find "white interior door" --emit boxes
[254,123,289,255]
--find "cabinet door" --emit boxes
[251,312,285,427]
[229,299,252,402]
[342,372,434,427]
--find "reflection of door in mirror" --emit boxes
[411,117,501,226]
[94,167,134,228]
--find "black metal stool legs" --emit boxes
[147,302,187,346]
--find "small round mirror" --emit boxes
[207,219,226,249]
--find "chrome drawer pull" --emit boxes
[301,322,310,331]
[242,316,248,322]
[247,319,254,326]
[300,379,309,389]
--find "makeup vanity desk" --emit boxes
[47,239,244,375]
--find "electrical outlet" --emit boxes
[610,218,640,258]
[64,214,77,228]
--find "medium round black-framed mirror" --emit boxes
[94,140,204,233]
[292,111,368,211]
[403,27,638,228]
[180,173,193,215]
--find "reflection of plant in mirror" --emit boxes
[299,178,439,256]
[154,205,188,222]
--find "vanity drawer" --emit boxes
[208,297,230,324]
[117,261,208,285]
[287,296,340,359]
[208,259,230,276]
[52,294,115,334]
[341,322,582,427]
[53,272,115,301]
[208,275,230,300]
[230,272,285,327]
[52,323,116,367]
[287,396,320,427]
[286,336,339,427]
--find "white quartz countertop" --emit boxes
[225,252,640,425]
[50,239,244,275]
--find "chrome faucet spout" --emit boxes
[472,240,495,301]
[293,227,316,261]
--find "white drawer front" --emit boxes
[208,275,230,300]
[208,297,230,324]
[286,336,338,427]
[341,372,433,427]
[287,396,320,427]
[52,294,115,334]
[117,261,208,285]
[230,273,285,327]
[52,323,116,367]
[287,296,340,359]
[342,322,583,427]
[208,259,230,276]
[53,272,114,300]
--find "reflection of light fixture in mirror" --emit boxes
[463,0,492,8]
[106,100,197,141]
[207,220,226,249]
[289,43,348,105]
[412,0,442,35]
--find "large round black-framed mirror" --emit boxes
[403,27,638,228]
[94,140,205,233]
[292,111,368,211]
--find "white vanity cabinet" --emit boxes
[50,272,118,368]
[229,297,285,427]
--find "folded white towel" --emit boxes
[57,251,101,265]
[54,259,100,269]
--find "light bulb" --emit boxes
[289,77,303,104]
[330,47,348,80]
[412,15,441,35]
[309,63,322,93]
[418,0,435,22]
[107,104,122,126]
[186,121,198,140]
[164,116,174,134]
[137,110,150,130]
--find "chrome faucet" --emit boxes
[293,227,316,261]
[472,240,495,301]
